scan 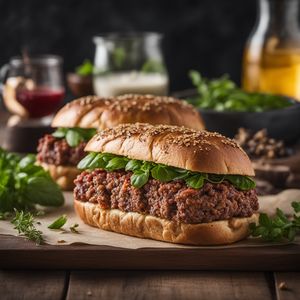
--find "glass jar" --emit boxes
[1,55,65,119]
[242,0,300,100]
[93,32,169,97]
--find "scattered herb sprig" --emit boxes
[52,127,97,147]
[11,210,44,244]
[78,152,256,190]
[70,223,79,233]
[0,148,64,213]
[188,70,292,112]
[48,215,67,229]
[250,202,300,242]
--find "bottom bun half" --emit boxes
[38,162,80,191]
[74,199,258,245]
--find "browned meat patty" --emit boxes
[37,134,86,166]
[74,169,259,224]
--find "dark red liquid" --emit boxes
[16,88,64,118]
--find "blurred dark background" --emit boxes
[0,0,257,92]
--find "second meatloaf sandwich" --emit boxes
[37,94,204,190]
[74,123,259,245]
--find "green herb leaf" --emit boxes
[125,160,143,172]
[292,202,300,213]
[66,130,82,147]
[52,127,97,147]
[250,201,300,242]
[48,214,67,229]
[141,60,165,73]
[70,223,79,233]
[185,174,206,189]
[25,177,64,207]
[77,152,98,169]
[131,171,149,188]
[106,157,129,171]
[76,59,93,76]
[151,165,181,182]
[225,175,256,191]
[52,127,68,138]
[0,148,64,213]
[188,70,292,112]
[11,210,43,244]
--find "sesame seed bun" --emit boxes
[85,123,255,176]
[74,200,259,245]
[51,94,204,130]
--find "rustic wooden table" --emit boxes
[0,270,299,299]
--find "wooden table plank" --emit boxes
[1,235,299,270]
[67,271,274,300]
[274,272,300,300]
[0,270,68,300]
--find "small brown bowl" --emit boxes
[67,73,94,97]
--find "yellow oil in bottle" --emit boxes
[242,0,300,101]
[243,47,300,100]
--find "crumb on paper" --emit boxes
[57,240,66,244]
[279,282,288,290]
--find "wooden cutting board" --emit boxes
[0,235,299,271]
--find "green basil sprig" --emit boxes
[52,127,97,147]
[78,152,256,191]
[0,148,64,213]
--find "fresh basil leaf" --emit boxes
[125,160,142,172]
[207,174,225,183]
[106,157,129,171]
[185,174,205,189]
[151,165,180,182]
[52,127,67,138]
[141,162,153,172]
[292,202,300,213]
[225,175,256,191]
[77,152,98,169]
[48,215,67,229]
[66,129,82,147]
[19,155,36,169]
[131,171,149,188]
[25,177,64,207]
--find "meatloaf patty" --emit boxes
[74,169,258,224]
[37,134,86,166]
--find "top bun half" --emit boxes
[85,123,255,176]
[51,94,204,130]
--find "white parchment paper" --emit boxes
[0,190,299,249]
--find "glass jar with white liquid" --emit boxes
[93,32,169,97]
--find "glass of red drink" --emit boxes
[1,55,65,119]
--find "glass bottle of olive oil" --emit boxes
[242,0,300,100]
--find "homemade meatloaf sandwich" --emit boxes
[74,123,259,245]
[37,94,204,190]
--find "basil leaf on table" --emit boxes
[48,215,67,229]
[25,177,64,207]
